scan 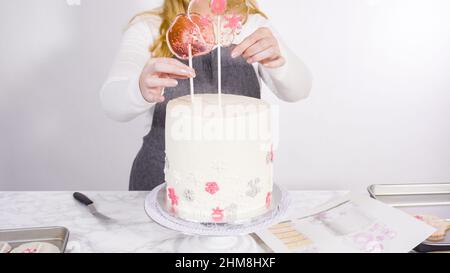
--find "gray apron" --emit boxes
[129,47,261,191]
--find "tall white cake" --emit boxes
[164,94,274,223]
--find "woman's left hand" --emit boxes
[231,27,285,69]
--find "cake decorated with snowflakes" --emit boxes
[164,94,274,223]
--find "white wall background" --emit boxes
[1,0,449,191]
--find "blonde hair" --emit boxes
[131,0,267,58]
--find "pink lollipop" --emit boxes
[166,14,215,60]
[166,11,216,101]
[188,0,248,46]
[166,0,249,103]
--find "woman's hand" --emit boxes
[231,27,285,69]
[139,58,196,103]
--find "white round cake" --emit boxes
[164,94,274,223]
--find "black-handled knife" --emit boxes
[73,192,113,221]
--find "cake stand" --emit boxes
[144,183,290,253]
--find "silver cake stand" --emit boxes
[144,183,290,253]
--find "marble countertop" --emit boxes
[0,191,345,253]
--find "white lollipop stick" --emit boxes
[188,43,194,102]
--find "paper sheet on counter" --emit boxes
[256,194,435,253]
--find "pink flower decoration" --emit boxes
[212,207,224,222]
[168,187,179,206]
[205,182,220,195]
[266,192,272,209]
[211,0,227,15]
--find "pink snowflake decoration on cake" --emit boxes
[266,192,272,209]
[212,207,225,222]
[205,182,220,195]
[167,187,179,206]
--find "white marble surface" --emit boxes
[0,191,345,253]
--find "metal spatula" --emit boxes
[73,192,114,221]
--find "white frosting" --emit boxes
[165,94,274,223]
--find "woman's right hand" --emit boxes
[139,58,196,103]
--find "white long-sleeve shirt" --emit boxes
[100,14,312,123]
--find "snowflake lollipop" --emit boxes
[166,0,249,103]
[188,0,248,103]
[166,11,216,101]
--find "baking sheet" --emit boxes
[368,183,450,207]
[0,226,69,253]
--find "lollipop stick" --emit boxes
[188,43,194,102]
[218,46,222,105]
[217,15,222,106]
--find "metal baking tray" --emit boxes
[0,226,69,253]
[368,183,450,252]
